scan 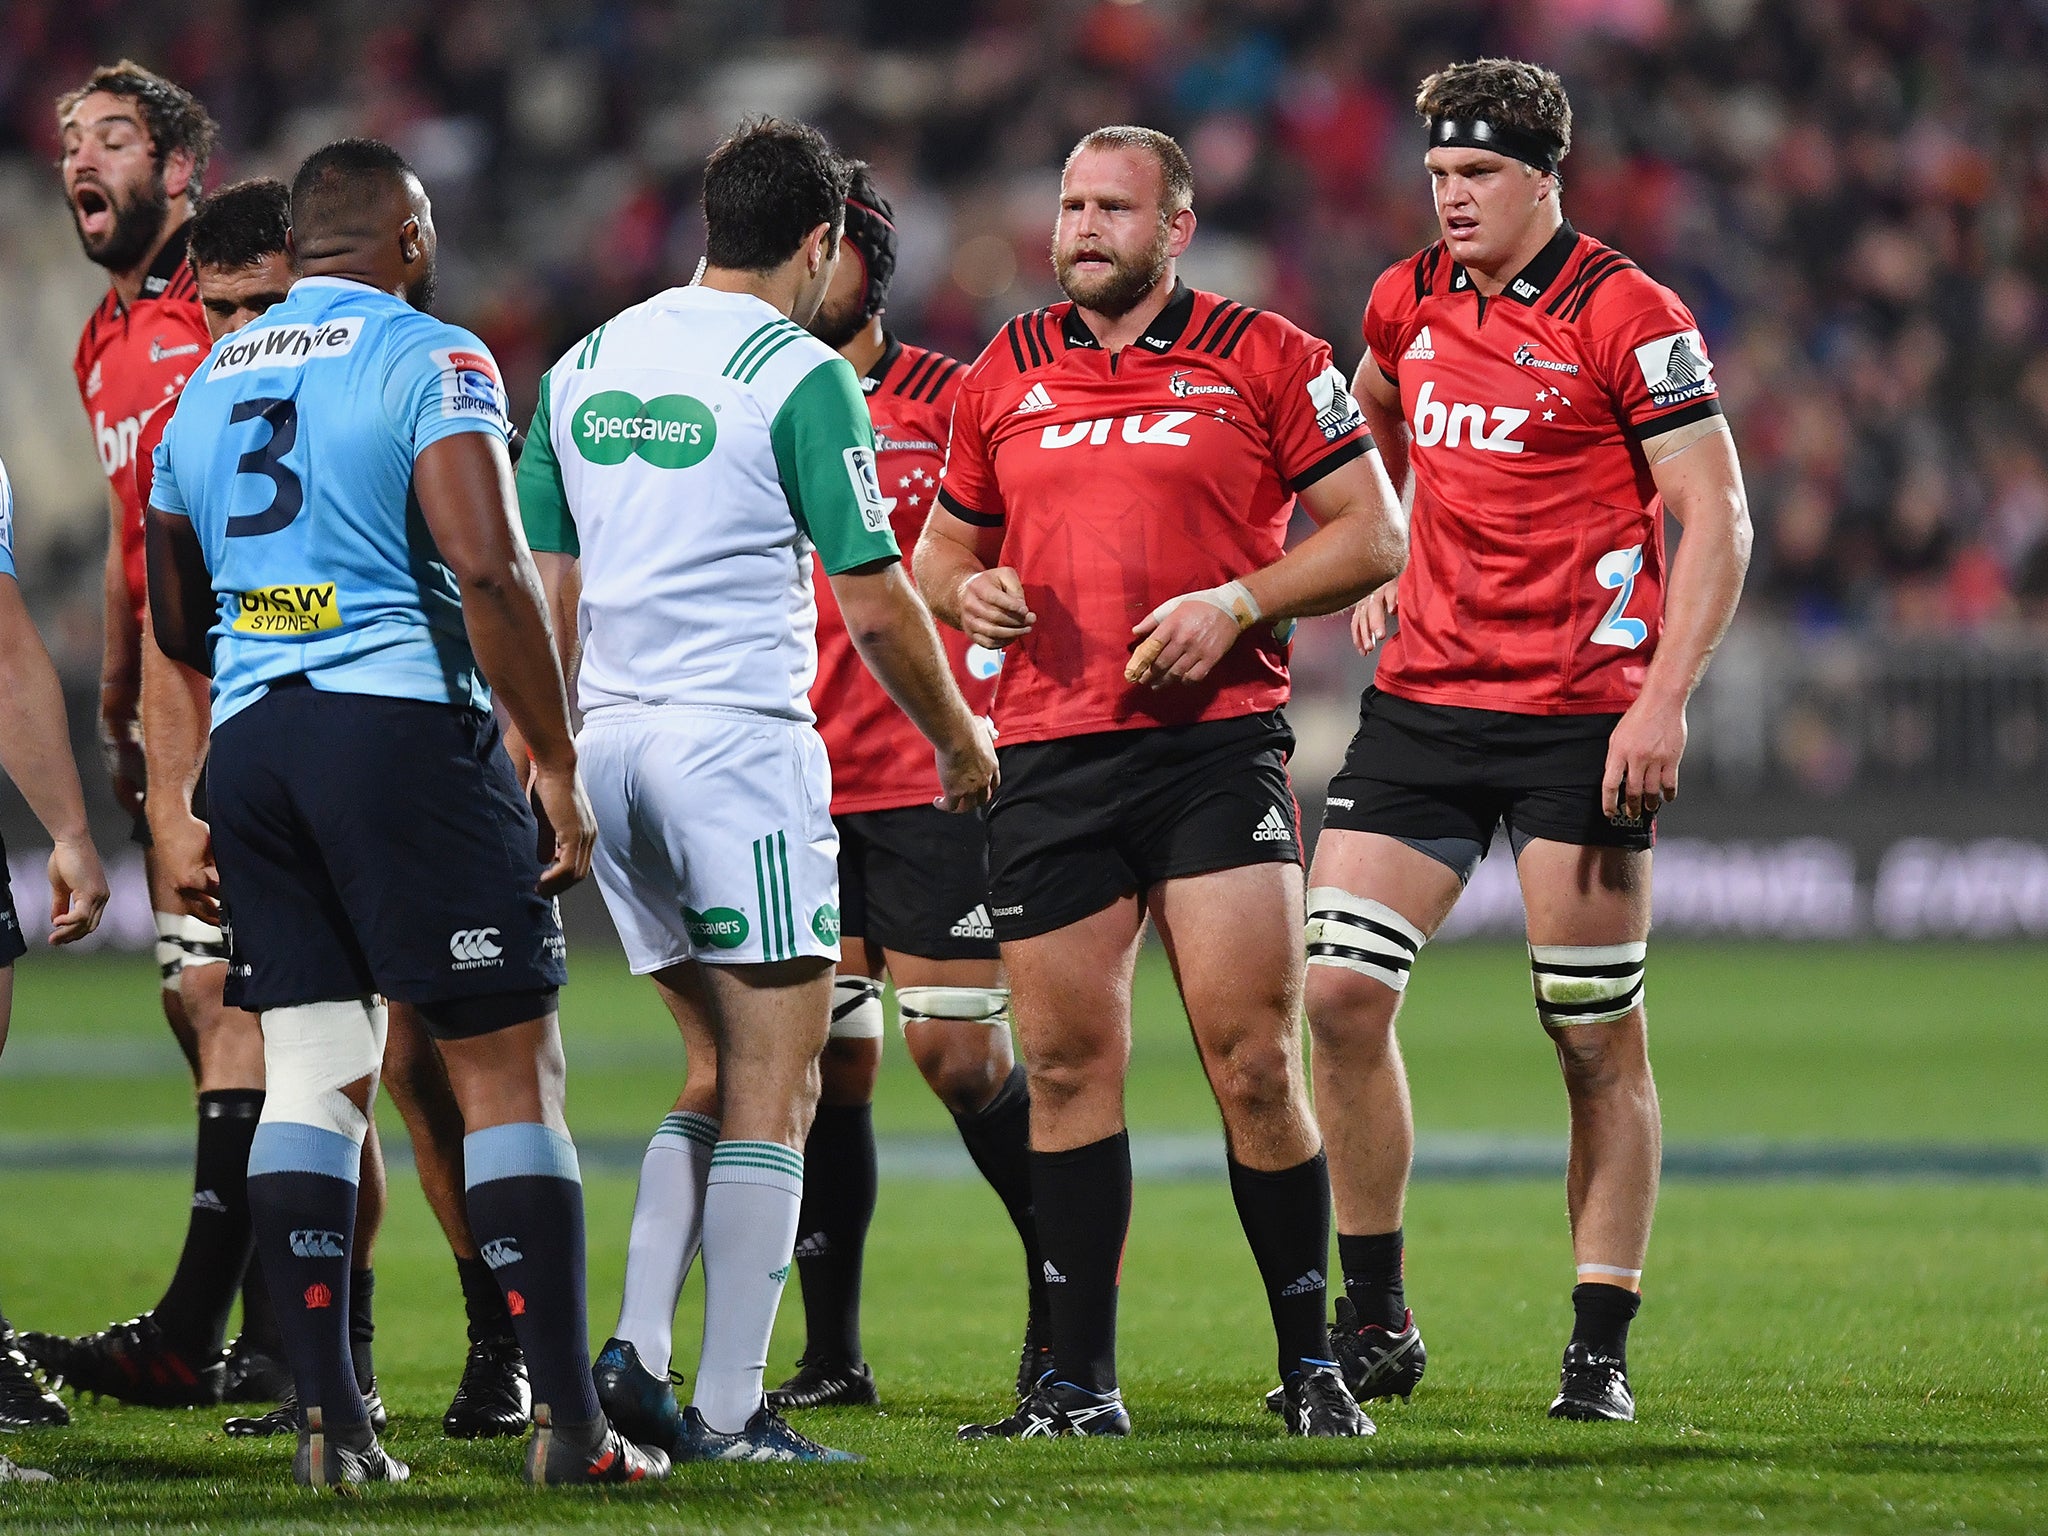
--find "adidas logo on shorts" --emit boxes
[1252,806,1292,844]
[1013,383,1057,414]
[951,904,995,939]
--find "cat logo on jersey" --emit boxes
[436,348,508,424]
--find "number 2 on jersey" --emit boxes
[225,396,303,538]
[1591,544,1647,649]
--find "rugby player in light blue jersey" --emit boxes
[145,139,666,1491]
[0,454,111,1476]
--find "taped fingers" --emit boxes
[1304,886,1427,992]
[829,975,886,1040]
[1529,941,1647,1027]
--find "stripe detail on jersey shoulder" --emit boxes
[724,318,807,382]
[1415,243,1446,301]
[1185,301,1263,358]
[935,486,1003,528]
[896,351,946,401]
[575,323,610,369]
[751,831,800,961]
[1003,311,1057,371]
[904,357,962,403]
[1212,305,1261,358]
[1545,250,1636,322]
[1623,396,1723,442]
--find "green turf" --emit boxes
[0,1172,2042,1533]
[5,942,2048,1143]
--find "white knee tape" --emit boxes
[829,976,886,1040]
[155,912,230,989]
[895,985,1011,1027]
[1529,942,1647,1026]
[1304,888,1426,992]
[154,912,186,992]
[260,999,389,1145]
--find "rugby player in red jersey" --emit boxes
[1300,60,1752,1424]
[19,61,280,1409]
[918,127,1407,1439]
[762,165,1045,1410]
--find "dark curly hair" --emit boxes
[57,60,217,208]
[1415,58,1572,161]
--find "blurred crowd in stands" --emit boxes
[4,0,2048,676]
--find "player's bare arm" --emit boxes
[0,572,109,944]
[1350,351,1410,652]
[413,431,595,893]
[139,632,218,920]
[913,505,1034,648]
[1126,448,1406,689]
[507,549,584,785]
[98,481,146,816]
[1601,421,1751,822]
[830,557,998,812]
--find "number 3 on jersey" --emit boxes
[1591,544,1647,649]
[225,396,303,538]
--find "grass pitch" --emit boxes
[1,944,2044,1532]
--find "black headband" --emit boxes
[1427,116,1562,176]
[842,196,897,320]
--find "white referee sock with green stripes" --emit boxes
[692,1139,804,1432]
[615,1110,718,1375]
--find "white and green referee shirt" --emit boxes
[516,286,899,722]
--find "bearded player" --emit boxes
[1300,59,1751,1423]
[23,59,280,1408]
[918,127,1407,1439]
[761,164,1042,1410]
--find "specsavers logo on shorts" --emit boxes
[683,906,750,949]
[810,904,840,945]
[574,390,717,469]
[230,583,340,635]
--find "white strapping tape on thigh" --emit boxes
[829,976,886,1040]
[1304,887,1427,992]
[259,998,389,1144]
[1529,942,1647,1026]
[155,911,229,988]
[896,985,1011,1027]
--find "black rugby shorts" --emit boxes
[837,803,998,961]
[0,830,25,967]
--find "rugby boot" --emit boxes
[957,1379,1131,1441]
[671,1402,861,1463]
[293,1404,409,1490]
[1265,1301,1426,1415]
[1548,1342,1635,1421]
[1278,1365,1375,1438]
[766,1356,878,1410]
[0,1333,67,1428]
[590,1337,679,1448]
[1015,1307,1055,1401]
[226,1381,386,1438]
[524,1402,671,1486]
[219,1333,292,1404]
[0,1454,54,1484]
[20,1313,225,1407]
[443,1332,530,1439]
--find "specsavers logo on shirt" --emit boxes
[230,583,341,635]
[573,390,717,468]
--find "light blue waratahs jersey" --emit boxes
[149,276,511,725]
[0,454,15,579]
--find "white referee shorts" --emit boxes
[577,705,841,974]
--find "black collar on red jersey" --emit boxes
[138,220,192,302]
[1448,220,1578,306]
[863,333,904,394]
[1059,279,1195,352]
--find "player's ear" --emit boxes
[159,146,197,205]
[1165,205,1197,259]
[400,215,423,266]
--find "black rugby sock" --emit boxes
[1337,1228,1408,1332]
[952,1064,1048,1323]
[1570,1282,1640,1363]
[238,1262,283,1354]
[793,1102,877,1366]
[1228,1150,1335,1379]
[247,1130,367,1429]
[456,1255,516,1343]
[1030,1131,1131,1395]
[155,1089,264,1356]
[348,1267,375,1392]
[463,1124,602,1427]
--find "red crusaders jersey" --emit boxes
[72,225,209,631]
[939,282,1372,745]
[810,338,1000,813]
[1363,221,1721,715]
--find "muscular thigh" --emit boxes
[1000,894,1144,1076]
[1514,838,1651,946]
[1148,860,1305,1048]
